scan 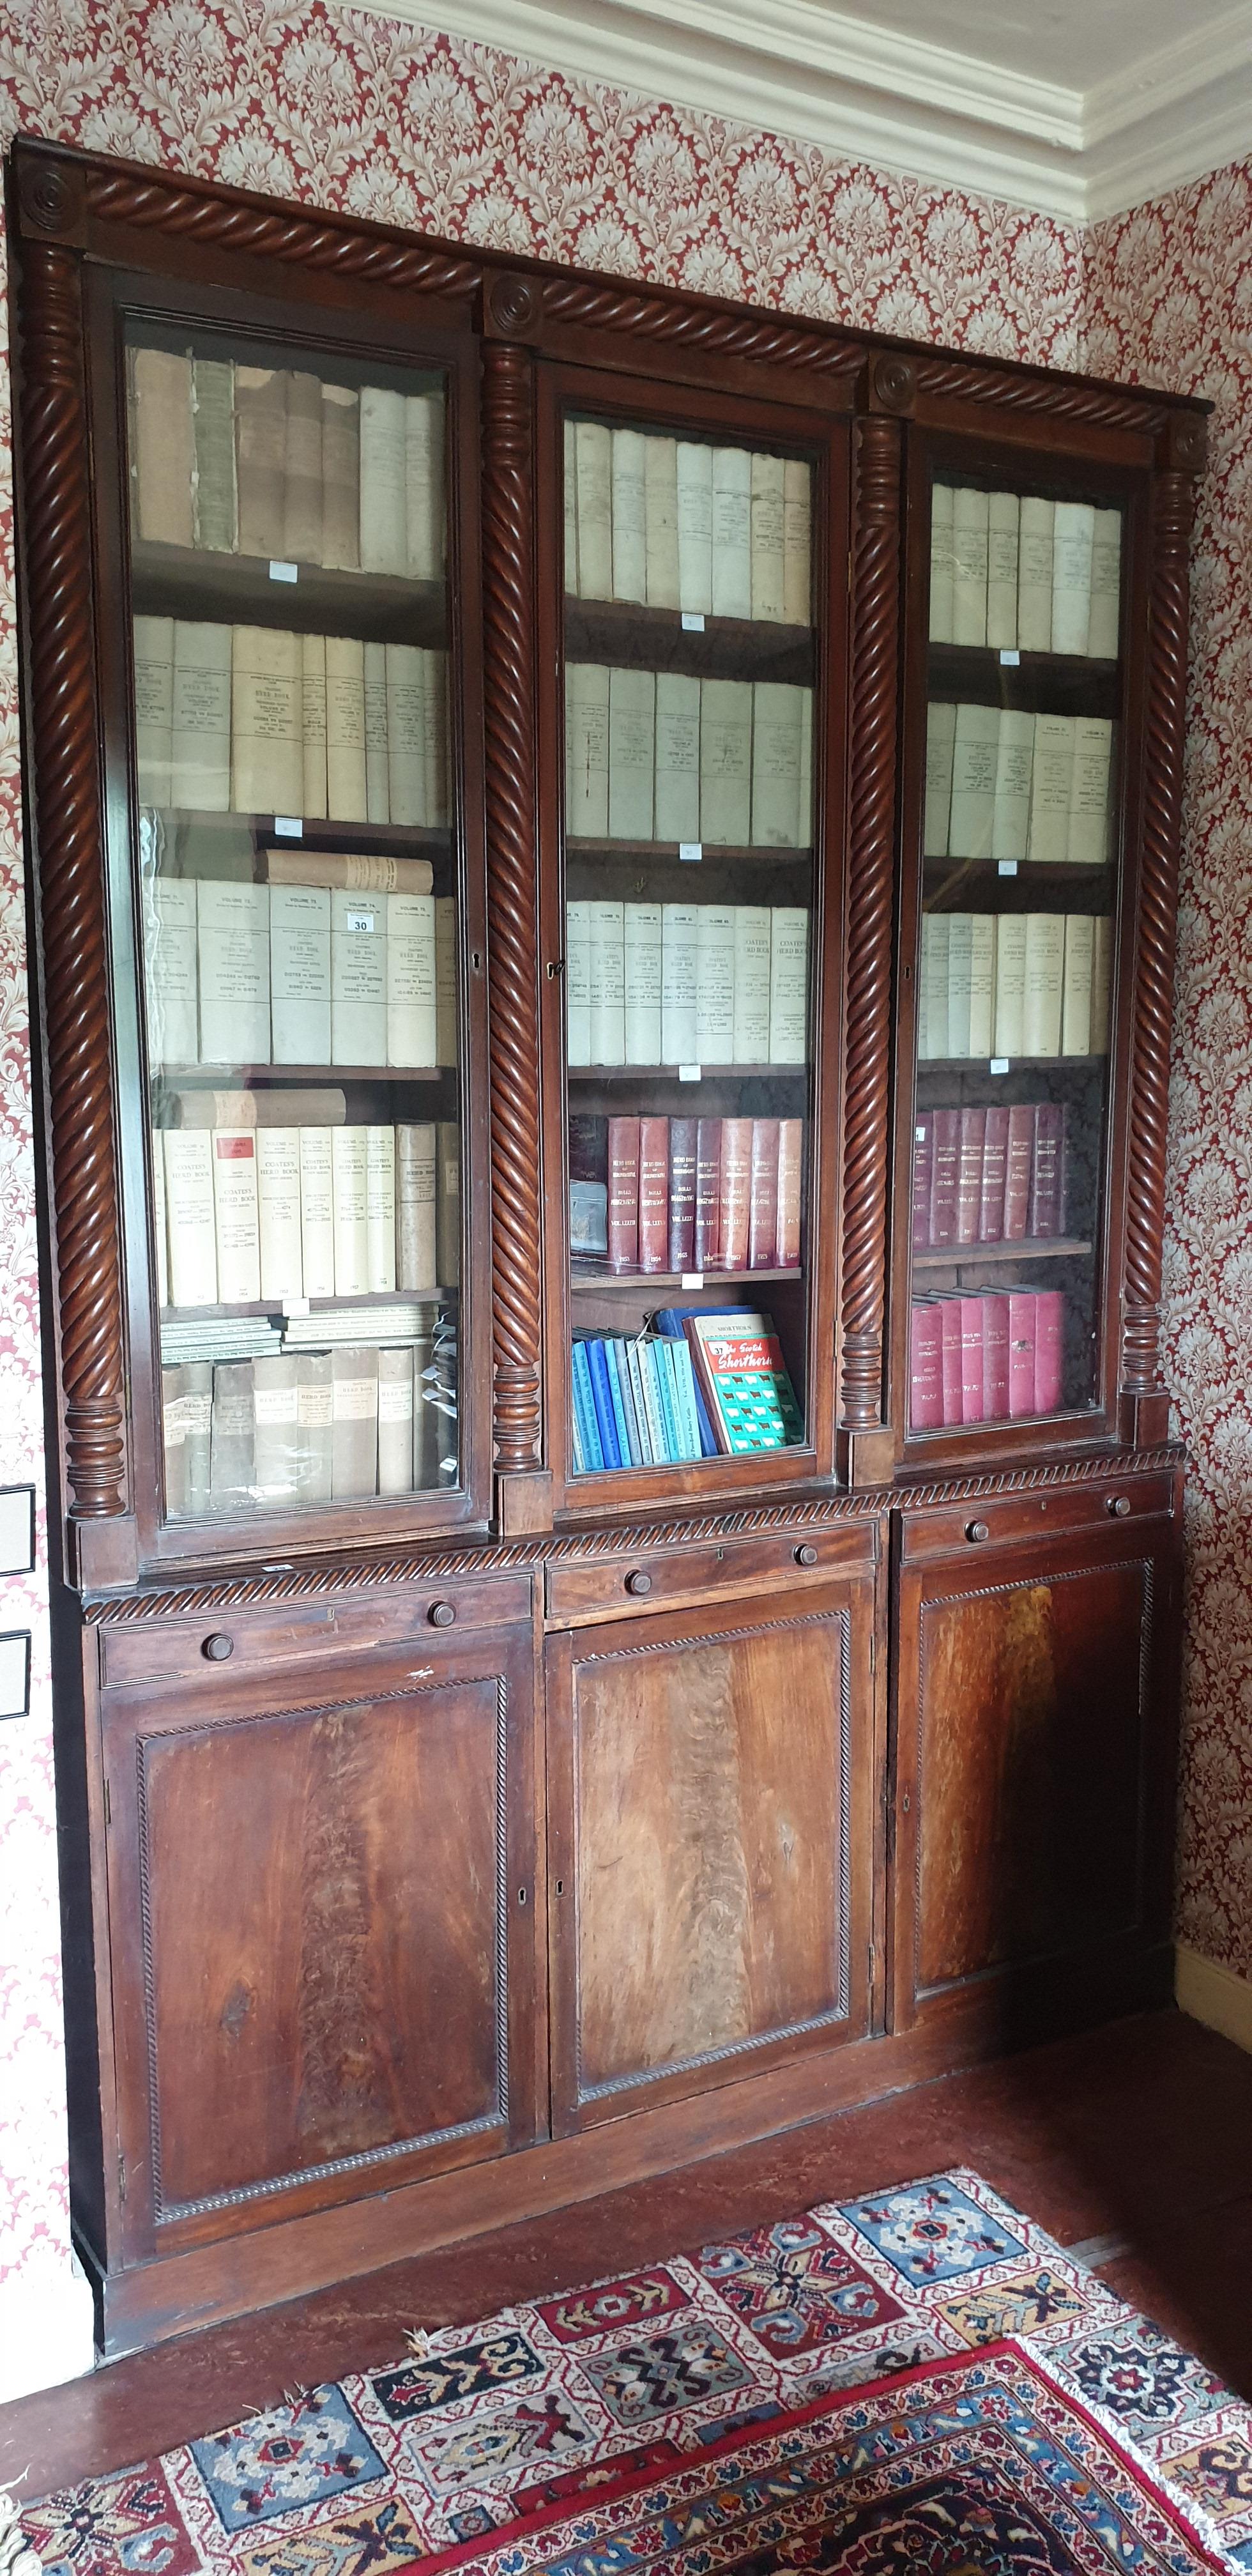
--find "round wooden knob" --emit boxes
[965,1521,990,1544]
[428,1600,457,1627]
[202,1632,234,1660]
[1106,1494,1131,1517]
[625,1569,653,1597]
[794,1544,819,1567]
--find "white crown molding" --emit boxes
[363,0,1252,227]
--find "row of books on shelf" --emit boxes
[567,668,813,849]
[145,870,457,1069]
[568,901,807,1068]
[565,421,811,622]
[130,346,446,578]
[571,1113,803,1276]
[156,1119,459,1310]
[919,912,1111,1061]
[910,1291,1067,1429]
[926,707,1112,868]
[913,1103,1067,1252]
[135,620,450,825]
[929,486,1120,658]
[161,1332,457,1517]
[572,1308,804,1473]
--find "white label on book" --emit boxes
[678,1063,701,1081]
[269,560,298,583]
[999,649,1020,666]
[679,842,703,863]
[274,815,302,837]
[286,1296,310,1317]
[680,1272,703,1291]
[345,908,375,934]
[680,612,705,631]
[989,1057,1010,1074]
[998,859,1018,875]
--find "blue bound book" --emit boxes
[586,1338,623,1469]
[604,1339,637,1465]
[652,1337,682,1464]
[570,1340,604,1471]
[653,1307,742,1457]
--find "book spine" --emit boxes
[604,1339,637,1466]
[588,899,626,1064]
[645,435,680,611]
[209,1360,256,1510]
[298,631,328,820]
[331,1344,378,1498]
[570,1340,603,1470]
[365,1124,397,1295]
[749,451,785,622]
[768,907,809,1063]
[183,1362,214,1514]
[423,657,450,836]
[321,383,360,571]
[1023,910,1064,1057]
[377,1346,415,1496]
[1028,1102,1065,1238]
[959,1297,986,1423]
[325,633,368,822]
[924,700,956,857]
[1087,509,1122,659]
[695,904,736,1063]
[699,677,752,845]
[747,1117,779,1268]
[653,672,701,842]
[283,370,323,565]
[928,1109,960,1248]
[637,1340,669,1464]
[330,1125,370,1296]
[610,427,647,604]
[133,614,175,805]
[565,897,592,1066]
[751,683,803,848]
[252,1353,300,1505]
[733,903,772,1062]
[586,1339,622,1467]
[1007,1292,1038,1418]
[1004,1105,1034,1241]
[928,483,954,643]
[637,1115,670,1275]
[196,877,271,1065]
[623,901,662,1064]
[359,386,407,572]
[331,885,387,1066]
[909,1303,943,1430]
[1090,916,1113,1054]
[922,914,949,1060]
[171,619,232,811]
[940,1299,963,1425]
[436,1123,460,1289]
[660,903,698,1062]
[234,364,287,559]
[675,441,713,614]
[256,1126,303,1303]
[298,1127,336,1299]
[1017,496,1054,651]
[435,898,458,1068]
[968,912,996,1059]
[991,708,1034,864]
[363,641,390,824]
[949,703,1000,859]
[230,622,302,816]
[952,486,989,647]
[162,1130,218,1306]
[145,876,199,1065]
[1067,717,1113,868]
[667,1116,696,1272]
[396,1122,438,1292]
[653,1338,683,1464]
[981,1292,1011,1420]
[152,1128,169,1309]
[574,422,613,600]
[993,913,1028,1057]
[711,445,752,618]
[1051,500,1095,656]
[1061,912,1095,1055]
[162,1364,188,1518]
[270,884,331,1066]
[1027,714,1074,864]
[912,1109,935,1252]
[986,490,1020,651]
[775,1120,803,1268]
[669,1338,703,1460]
[211,1128,261,1303]
[608,665,655,840]
[405,390,444,583]
[718,1116,752,1271]
[782,459,811,625]
[387,890,438,1068]
[385,641,427,827]
[946,913,974,1059]
[1034,1289,1065,1413]
[694,1117,722,1270]
[606,1116,641,1274]
[134,348,195,548]
[625,1339,655,1464]
[979,1105,1009,1243]
[294,1353,333,1503]
[955,1105,986,1246]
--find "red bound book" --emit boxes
[1034,1288,1064,1411]
[929,1108,961,1248]
[981,1292,1010,1419]
[748,1119,779,1268]
[979,1105,1009,1243]
[909,1302,943,1430]
[775,1120,803,1268]
[606,1116,640,1275]
[638,1116,669,1275]
[1028,1103,1066,1239]
[959,1295,986,1422]
[912,1110,935,1253]
[694,1117,722,1271]
[956,1107,986,1246]
[667,1116,697,1273]
[1004,1104,1034,1241]
[1007,1289,1037,1416]
[940,1299,963,1426]
[719,1117,753,1271]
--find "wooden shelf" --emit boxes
[132,540,446,647]
[924,857,1111,893]
[567,838,812,866]
[928,642,1118,715]
[159,1064,448,1085]
[565,597,814,683]
[568,1062,806,1082]
[570,1264,802,1291]
[150,809,451,861]
[162,1289,450,1321]
[917,1055,1105,1077]
[913,1237,1093,1269]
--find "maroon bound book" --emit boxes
[1007,1289,1037,1416]
[928,1108,961,1248]
[668,1116,697,1272]
[956,1107,986,1246]
[748,1119,779,1268]
[912,1110,935,1253]
[981,1292,1011,1419]
[719,1117,753,1271]
[909,1302,943,1430]
[606,1115,640,1274]
[979,1104,1009,1243]
[1028,1102,1066,1238]
[694,1117,722,1271]
[637,1116,670,1275]
[1004,1103,1035,1241]
[775,1119,803,1268]
[940,1298,963,1425]
[1034,1288,1064,1411]
[959,1295,986,1422]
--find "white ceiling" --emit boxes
[363,0,1252,220]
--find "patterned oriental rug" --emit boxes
[20,2171,1252,2576]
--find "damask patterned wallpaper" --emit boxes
[0,0,1243,2385]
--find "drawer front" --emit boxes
[896,1471,1177,1567]
[545,1520,878,1625]
[96,1572,534,1688]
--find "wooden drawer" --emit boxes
[896,1470,1177,1566]
[96,1571,533,1689]
[545,1519,878,1625]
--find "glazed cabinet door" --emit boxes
[890,1488,1182,2040]
[99,1623,542,2261]
[546,1579,878,2134]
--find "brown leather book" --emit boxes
[694,1117,722,1271]
[776,1119,803,1268]
[719,1116,753,1271]
[928,1108,960,1248]
[638,1116,670,1275]
[607,1115,641,1274]
[955,1106,986,1246]
[1028,1102,1066,1238]
[1004,1103,1035,1241]
[979,1105,1009,1242]
[668,1116,697,1273]
[748,1118,779,1268]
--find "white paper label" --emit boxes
[989,1056,1011,1075]
[680,612,705,632]
[378,1380,415,1424]
[678,841,703,864]
[284,1297,310,1318]
[680,1272,704,1291]
[269,560,299,583]
[273,815,303,838]
[345,909,375,934]
[998,859,1019,876]
[334,1378,376,1420]
[254,1385,298,1427]
[296,1385,333,1427]
[678,1062,701,1082]
[999,648,1020,665]
[916,1125,927,1140]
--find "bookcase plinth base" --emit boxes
[839,1424,897,1490]
[495,1468,554,1535]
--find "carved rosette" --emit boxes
[1121,470,1193,1401]
[839,415,901,1432]
[16,240,126,1518]
[480,341,543,1472]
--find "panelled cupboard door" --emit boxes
[890,1516,1181,2033]
[546,1583,876,2135]
[99,1627,541,2260]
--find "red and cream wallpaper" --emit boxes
[0,0,1244,2389]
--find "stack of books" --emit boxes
[926,705,1112,864]
[129,348,445,576]
[567,668,813,846]
[910,1290,1065,1427]
[913,1103,1067,1250]
[570,1112,804,1275]
[156,1114,460,1308]
[134,620,449,824]
[564,422,811,620]
[144,860,457,1068]
[919,911,1111,1058]
[160,1331,454,1515]
[567,900,808,1066]
[929,486,1120,656]
[572,1307,804,1471]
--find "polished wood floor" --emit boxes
[4,2006,1251,2503]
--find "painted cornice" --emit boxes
[363,0,1252,226]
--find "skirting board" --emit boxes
[1175,1944,1252,2055]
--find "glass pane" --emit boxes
[127,327,462,1521]
[561,413,817,1476]
[909,470,1122,1438]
